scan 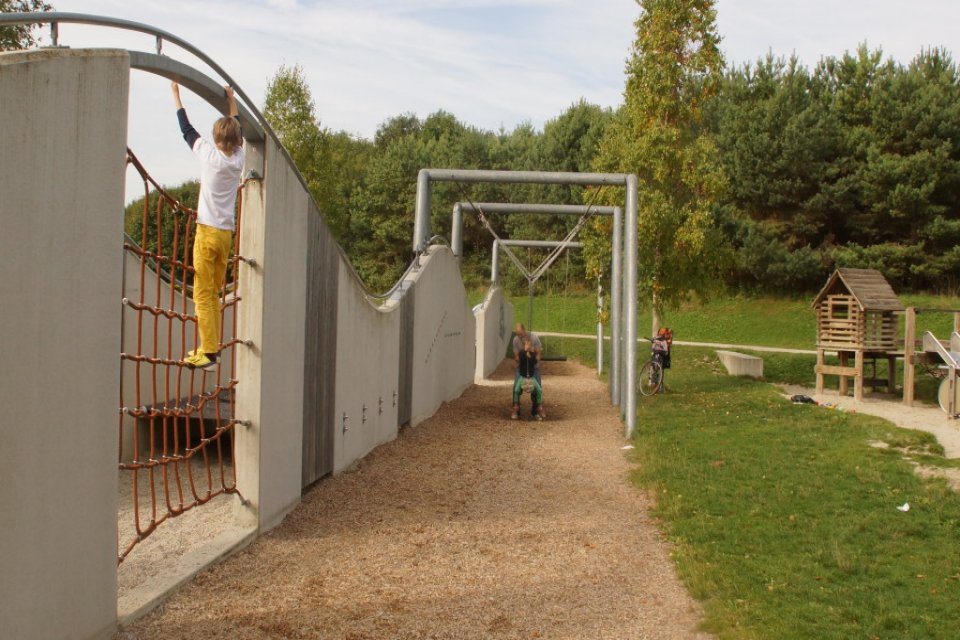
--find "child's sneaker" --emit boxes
[511,405,520,420]
[536,406,546,420]
[183,351,217,370]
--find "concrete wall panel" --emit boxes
[409,247,476,426]
[474,286,514,381]
[333,260,401,473]
[0,49,129,640]
[235,136,308,532]
[302,202,340,486]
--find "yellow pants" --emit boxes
[193,224,233,355]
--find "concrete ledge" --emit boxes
[117,526,256,627]
[716,350,763,378]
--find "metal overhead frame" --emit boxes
[453,202,622,408]
[1,13,267,138]
[415,169,638,437]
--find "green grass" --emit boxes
[468,290,960,350]
[516,296,960,636]
[628,346,960,639]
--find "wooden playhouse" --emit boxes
[812,268,904,400]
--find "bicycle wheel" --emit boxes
[638,360,664,396]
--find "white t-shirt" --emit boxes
[193,137,245,231]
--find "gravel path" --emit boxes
[119,359,709,639]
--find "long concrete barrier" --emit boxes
[0,48,129,640]
[474,286,514,381]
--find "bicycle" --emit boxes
[639,331,672,397]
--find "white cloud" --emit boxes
[37,0,960,199]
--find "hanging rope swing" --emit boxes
[453,181,605,337]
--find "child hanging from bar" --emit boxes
[171,82,245,370]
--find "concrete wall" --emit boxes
[332,261,401,473]
[474,286,514,381]
[235,136,308,531]
[408,247,477,426]
[0,49,129,640]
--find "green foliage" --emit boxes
[594,0,727,330]
[342,104,611,292]
[0,0,51,51]
[631,350,960,638]
[710,46,960,294]
[261,38,960,299]
[124,180,201,284]
[264,65,371,241]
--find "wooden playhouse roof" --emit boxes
[811,268,904,311]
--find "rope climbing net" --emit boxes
[117,149,246,563]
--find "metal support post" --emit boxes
[413,169,431,254]
[611,206,622,405]
[625,175,638,437]
[451,202,463,258]
[597,282,603,376]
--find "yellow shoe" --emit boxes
[183,351,216,370]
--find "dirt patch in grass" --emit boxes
[780,384,960,458]
[911,465,960,492]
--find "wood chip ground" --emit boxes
[118,359,709,639]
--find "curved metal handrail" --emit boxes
[1,11,427,304]
[0,12,267,133]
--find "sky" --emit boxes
[36,0,960,198]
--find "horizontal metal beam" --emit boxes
[422,168,630,187]
[0,13,268,135]
[497,240,584,248]
[458,202,616,216]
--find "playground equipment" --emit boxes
[903,306,960,416]
[812,268,904,400]
[436,181,638,435]
[920,331,960,416]
[0,13,490,637]
[490,239,582,362]
[457,201,621,390]
[809,267,960,416]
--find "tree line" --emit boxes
[262,44,960,298]
[31,0,941,309]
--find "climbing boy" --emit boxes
[171,82,245,370]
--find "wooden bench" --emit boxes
[716,350,763,378]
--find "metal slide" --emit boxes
[922,331,960,417]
